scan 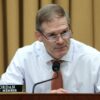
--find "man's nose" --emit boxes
[56,35,64,44]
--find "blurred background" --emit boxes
[0,0,100,74]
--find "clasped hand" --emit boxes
[50,88,68,94]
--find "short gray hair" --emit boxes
[36,4,70,33]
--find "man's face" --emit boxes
[38,17,71,59]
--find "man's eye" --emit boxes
[48,33,56,37]
[61,30,67,35]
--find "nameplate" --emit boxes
[0,85,24,92]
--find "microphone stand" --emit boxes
[32,72,58,93]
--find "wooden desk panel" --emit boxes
[0,94,100,100]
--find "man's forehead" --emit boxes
[41,17,69,33]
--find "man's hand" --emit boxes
[50,88,68,94]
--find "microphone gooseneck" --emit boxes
[32,61,60,93]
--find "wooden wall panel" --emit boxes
[71,0,93,46]
[41,0,52,7]
[23,0,38,45]
[0,0,4,74]
[94,0,100,50]
[6,0,19,63]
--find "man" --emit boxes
[0,4,100,93]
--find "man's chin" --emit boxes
[54,52,67,59]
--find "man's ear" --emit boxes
[35,31,43,42]
[70,30,73,38]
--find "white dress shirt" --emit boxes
[0,38,100,93]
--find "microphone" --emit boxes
[32,61,60,93]
[52,61,60,72]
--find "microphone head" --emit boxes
[52,61,60,72]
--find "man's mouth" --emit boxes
[54,45,67,50]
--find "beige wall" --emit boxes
[0,0,100,74]
[0,0,4,74]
